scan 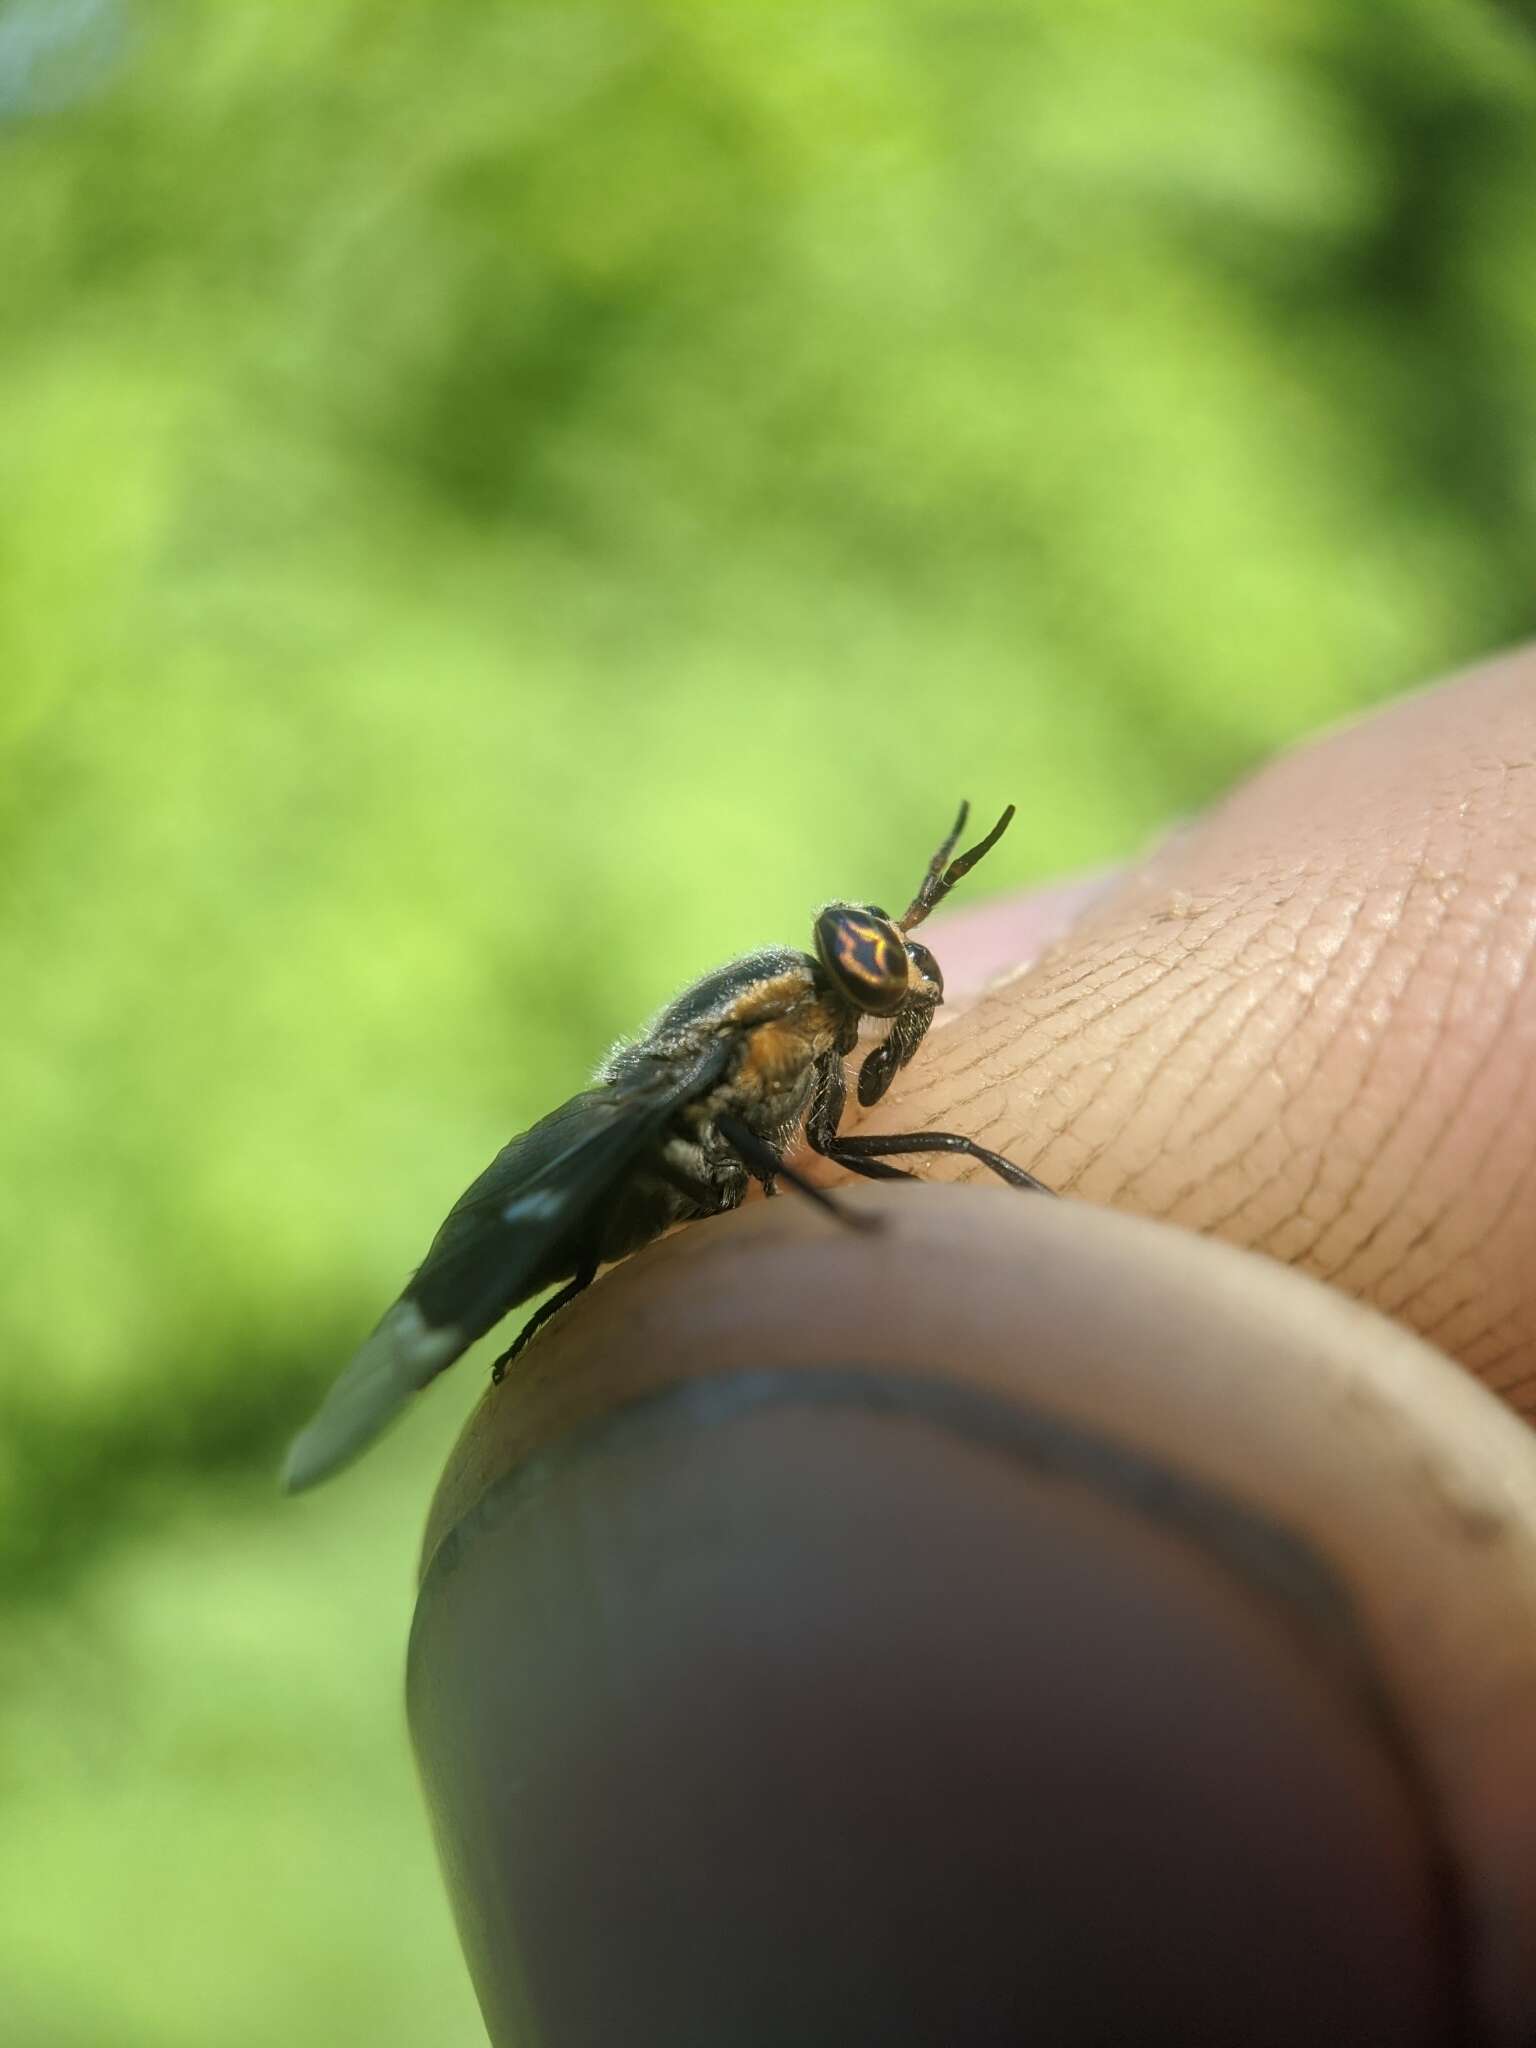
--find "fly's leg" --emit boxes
[802,1059,913,1184]
[490,1256,598,1383]
[653,1153,746,1215]
[495,1146,757,1384]
[808,1146,913,1184]
[716,1113,877,1231]
[821,1130,1052,1195]
[805,1051,1052,1194]
[855,999,936,1107]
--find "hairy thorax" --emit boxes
[593,955,849,1266]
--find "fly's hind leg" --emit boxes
[490,1255,599,1384]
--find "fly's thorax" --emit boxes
[601,948,815,1084]
[647,948,812,1039]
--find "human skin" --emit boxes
[410,648,1536,2046]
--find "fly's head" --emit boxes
[813,903,914,1019]
[813,908,947,1106]
[815,800,1014,1106]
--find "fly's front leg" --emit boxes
[855,1001,936,1108]
[804,1056,915,1184]
[808,1049,1053,1196]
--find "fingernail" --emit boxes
[409,1368,1464,2047]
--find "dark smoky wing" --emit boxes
[413,1091,628,1286]
[280,1043,729,1492]
[407,1074,695,1330]
[412,1041,732,1332]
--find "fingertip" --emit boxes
[411,1362,1460,2045]
[415,1190,1536,2042]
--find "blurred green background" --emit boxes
[4,0,1536,2040]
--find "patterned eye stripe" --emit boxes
[836,917,906,987]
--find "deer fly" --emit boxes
[281,802,1049,1491]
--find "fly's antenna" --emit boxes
[898,801,1015,932]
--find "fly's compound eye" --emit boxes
[814,904,911,1017]
[907,939,944,1002]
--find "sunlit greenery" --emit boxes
[4,1,1535,2040]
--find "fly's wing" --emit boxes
[280,1045,728,1492]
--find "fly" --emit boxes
[281,802,1049,1490]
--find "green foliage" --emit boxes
[3,1,1534,2039]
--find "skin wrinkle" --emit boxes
[1295,868,1481,1288]
[1417,1147,1536,1381]
[1385,915,1536,1316]
[1021,883,1359,1188]
[1420,1269,1515,1356]
[1321,870,1534,1305]
[996,906,1219,1008]
[983,888,1283,1040]
[1441,1310,1523,1387]
[1206,857,1523,1292]
[1414,1286,1511,1378]
[931,1030,1079,1172]
[1098,929,1297,1143]
[1467,1133,1536,1349]
[984,941,1254,1182]
[1118,896,1364,1164]
[1335,868,1531,1228]
[1095,968,1295,1208]
[1286,880,1455,1160]
[1285,932,1524,1346]
[1130,1009,1353,1225]
[1200,883,1387,1249]
[1308,872,1472,1160]
[1063,1001,1246,1191]
[951,879,1365,1214]
[960,973,1161,1131]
